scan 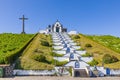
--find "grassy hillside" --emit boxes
[16,34,54,70]
[0,33,34,64]
[71,34,120,69]
[86,35,120,53]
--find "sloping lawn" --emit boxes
[16,34,54,70]
[71,34,120,69]
[0,33,34,64]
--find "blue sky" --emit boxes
[0,0,120,36]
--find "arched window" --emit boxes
[75,61,80,68]
[70,53,74,59]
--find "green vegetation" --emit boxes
[103,54,119,64]
[0,33,34,64]
[68,67,72,76]
[52,60,68,66]
[71,34,120,69]
[73,35,80,39]
[15,33,68,70]
[70,34,81,46]
[32,54,47,63]
[85,43,92,48]
[40,40,50,47]
[86,35,120,53]
[81,52,93,57]
[50,52,64,57]
[34,48,43,53]
[88,59,98,66]
[80,48,85,50]
[17,34,54,70]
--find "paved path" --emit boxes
[0,76,120,80]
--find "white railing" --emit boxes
[13,70,55,76]
[110,69,120,76]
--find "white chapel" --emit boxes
[46,20,67,33]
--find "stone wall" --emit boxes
[0,65,13,77]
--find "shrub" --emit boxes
[34,48,43,53]
[0,57,5,64]
[32,54,46,62]
[103,54,112,64]
[79,48,85,50]
[88,59,98,66]
[111,55,119,63]
[73,35,80,39]
[51,59,68,66]
[15,59,22,69]
[82,52,93,57]
[40,40,50,47]
[56,61,68,66]
[103,54,119,64]
[85,43,92,48]
[68,67,72,76]
[50,52,64,57]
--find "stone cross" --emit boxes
[19,15,28,34]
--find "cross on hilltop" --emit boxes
[19,15,28,34]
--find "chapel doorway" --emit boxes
[75,71,80,77]
[56,27,60,32]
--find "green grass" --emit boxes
[17,34,54,70]
[16,34,68,70]
[0,33,34,64]
[50,52,64,57]
[86,35,120,53]
[81,52,93,57]
[16,34,67,70]
[71,34,120,69]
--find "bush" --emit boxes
[50,52,64,57]
[103,54,112,64]
[56,61,68,66]
[51,59,68,66]
[34,48,43,53]
[85,43,92,48]
[15,59,22,69]
[73,35,80,39]
[82,52,93,57]
[103,54,119,64]
[79,48,85,50]
[68,67,72,76]
[32,54,46,62]
[0,57,5,64]
[88,59,98,66]
[40,40,50,47]
[111,55,119,63]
